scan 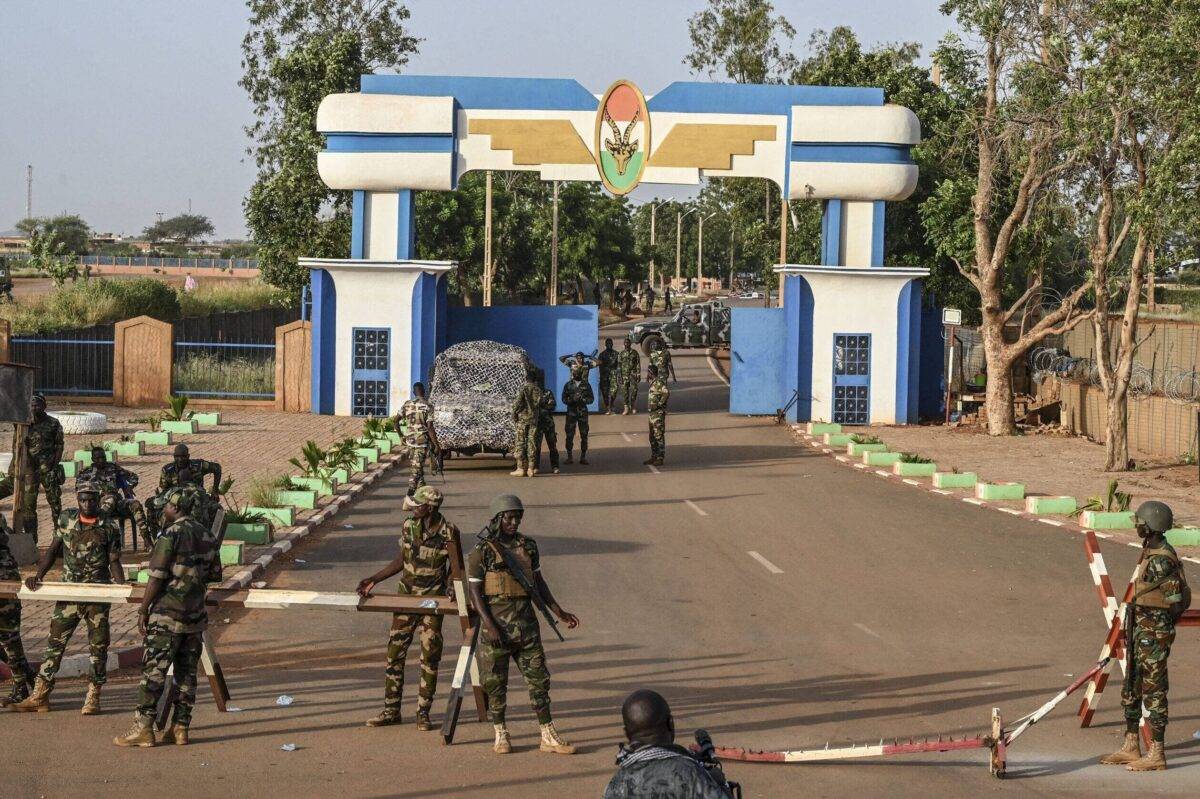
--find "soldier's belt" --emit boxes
[483,571,528,597]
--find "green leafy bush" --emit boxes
[899,453,932,463]
[1071,479,1132,517]
[849,434,882,445]
[290,441,331,480]
[247,475,281,508]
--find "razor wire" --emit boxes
[427,340,531,453]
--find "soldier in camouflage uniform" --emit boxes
[1100,501,1190,771]
[78,445,149,550]
[649,339,675,383]
[394,381,440,496]
[533,371,560,475]
[0,512,33,708]
[357,485,456,730]
[468,494,579,755]
[559,351,598,384]
[510,366,543,478]
[561,372,593,465]
[114,486,222,747]
[644,365,670,467]
[618,337,641,415]
[12,483,124,715]
[146,445,221,538]
[597,338,620,414]
[0,393,64,544]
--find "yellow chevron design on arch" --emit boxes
[468,119,593,165]
[649,123,778,169]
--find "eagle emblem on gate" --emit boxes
[594,80,650,195]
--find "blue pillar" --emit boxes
[820,200,842,265]
[397,189,416,260]
[783,274,814,422]
[894,279,922,423]
[870,201,886,266]
[310,269,337,414]
[351,191,365,259]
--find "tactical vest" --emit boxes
[1133,547,1190,609]
[482,540,531,597]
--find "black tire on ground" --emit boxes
[639,334,663,359]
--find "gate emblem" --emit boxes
[595,79,650,195]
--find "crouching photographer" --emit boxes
[604,689,740,799]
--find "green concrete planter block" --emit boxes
[354,447,380,464]
[220,541,244,566]
[893,461,937,477]
[224,522,272,545]
[133,430,172,446]
[824,433,853,446]
[330,468,350,484]
[976,482,1026,501]
[247,506,294,527]
[160,420,198,435]
[1079,510,1136,529]
[73,449,117,466]
[103,440,144,457]
[1025,496,1078,515]
[385,432,402,445]
[847,442,888,456]
[292,476,337,496]
[276,489,317,509]
[192,412,221,426]
[1166,527,1200,547]
[137,569,150,584]
[374,436,394,451]
[60,461,77,478]
[933,472,978,489]
[348,456,368,474]
[807,422,842,435]
[864,451,902,466]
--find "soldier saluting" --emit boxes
[468,494,579,755]
[0,392,64,544]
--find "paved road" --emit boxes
[4,328,1198,798]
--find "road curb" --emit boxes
[0,643,143,681]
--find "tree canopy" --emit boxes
[143,213,215,244]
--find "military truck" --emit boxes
[627,300,731,356]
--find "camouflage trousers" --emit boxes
[101,493,150,550]
[0,465,64,544]
[407,445,428,494]
[384,612,444,713]
[535,419,559,470]
[479,634,552,724]
[513,421,539,471]
[134,623,203,727]
[0,599,32,685]
[1123,614,1177,738]
[600,373,617,411]
[649,411,666,460]
[564,411,589,455]
[621,376,639,410]
[38,601,110,687]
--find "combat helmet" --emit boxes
[1135,501,1173,534]
[488,494,524,519]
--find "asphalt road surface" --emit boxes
[3,320,1198,798]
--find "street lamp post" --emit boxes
[697,212,717,291]
[648,199,668,296]
[675,208,697,289]
[550,180,559,306]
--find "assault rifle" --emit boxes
[427,441,445,481]
[692,729,743,799]
[476,526,565,642]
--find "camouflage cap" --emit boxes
[75,481,102,499]
[403,485,444,510]
[162,486,193,514]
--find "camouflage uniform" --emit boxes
[77,461,148,547]
[382,513,455,715]
[37,512,122,688]
[534,388,560,472]
[650,347,673,381]
[618,348,641,411]
[604,744,733,799]
[468,530,552,724]
[0,413,65,543]
[0,518,32,691]
[1122,543,1185,740]
[511,380,542,472]
[561,378,593,459]
[134,511,221,728]
[397,398,434,494]
[597,347,620,411]
[559,355,597,384]
[146,459,221,537]
[648,377,670,462]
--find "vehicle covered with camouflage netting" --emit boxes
[428,340,531,456]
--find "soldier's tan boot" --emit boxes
[1099,732,1142,765]
[162,724,189,745]
[1126,741,1167,771]
[509,466,525,476]
[81,683,102,715]
[9,678,51,713]
[493,723,512,754]
[0,676,33,708]
[113,719,156,747]
[538,722,577,754]
[365,709,402,727]
[415,709,434,731]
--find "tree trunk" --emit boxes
[1146,248,1156,313]
[984,359,1017,434]
[1103,390,1130,471]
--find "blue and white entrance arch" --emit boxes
[301,74,930,423]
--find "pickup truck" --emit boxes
[627,301,731,355]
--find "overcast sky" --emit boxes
[0,1,955,240]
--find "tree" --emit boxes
[143,213,215,245]
[26,220,81,286]
[16,214,90,255]
[240,1,420,295]
[685,0,798,83]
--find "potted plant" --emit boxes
[133,414,172,446]
[381,416,403,446]
[289,441,338,496]
[846,434,887,457]
[328,438,368,476]
[222,487,274,545]
[272,474,318,510]
[159,395,198,435]
[103,435,144,458]
[243,475,295,527]
[1073,480,1136,529]
[362,417,395,452]
[893,453,937,477]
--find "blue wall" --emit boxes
[729,308,787,415]
[310,269,336,414]
[894,280,922,424]
[411,272,439,387]
[445,305,600,411]
[918,304,945,420]
[783,275,815,421]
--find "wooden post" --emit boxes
[0,318,10,363]
[484,171,493,307]
[274,320,312,413]
[113,316,173,407]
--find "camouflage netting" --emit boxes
[428,340,531,453]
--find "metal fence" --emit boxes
[10,323,115,396]
[171,307,300,400]
[5,254,257,270]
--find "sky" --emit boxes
[0,1,956,240]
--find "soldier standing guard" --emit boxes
[357,486,456,730]
[618,337,641,415]
[0,393,64,544]
[114,486,222,747]
[649,339,675,383]
[0,513,33,707]
[561,372,593,465]
[12,483,123,714]
[534,371,560,475]
[468,494,579,755]
[78,445,149,549]
[394,381,440,496]
[1099,501,1189,771]
[644,365,669,467]
[510,366,542,478]
[597,338,619,414]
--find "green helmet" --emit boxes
[1135,501,1173,534]
[488,494,524,519]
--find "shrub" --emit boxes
[247,475,280,508]
[849,434,882,444]
[173,352,274,398]
[899,453,932,463]
[178,280,292,316]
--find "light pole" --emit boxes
[675,207,697,288]
[648,199,668,294]
[550,180,559,306]
[697,212,717,291]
